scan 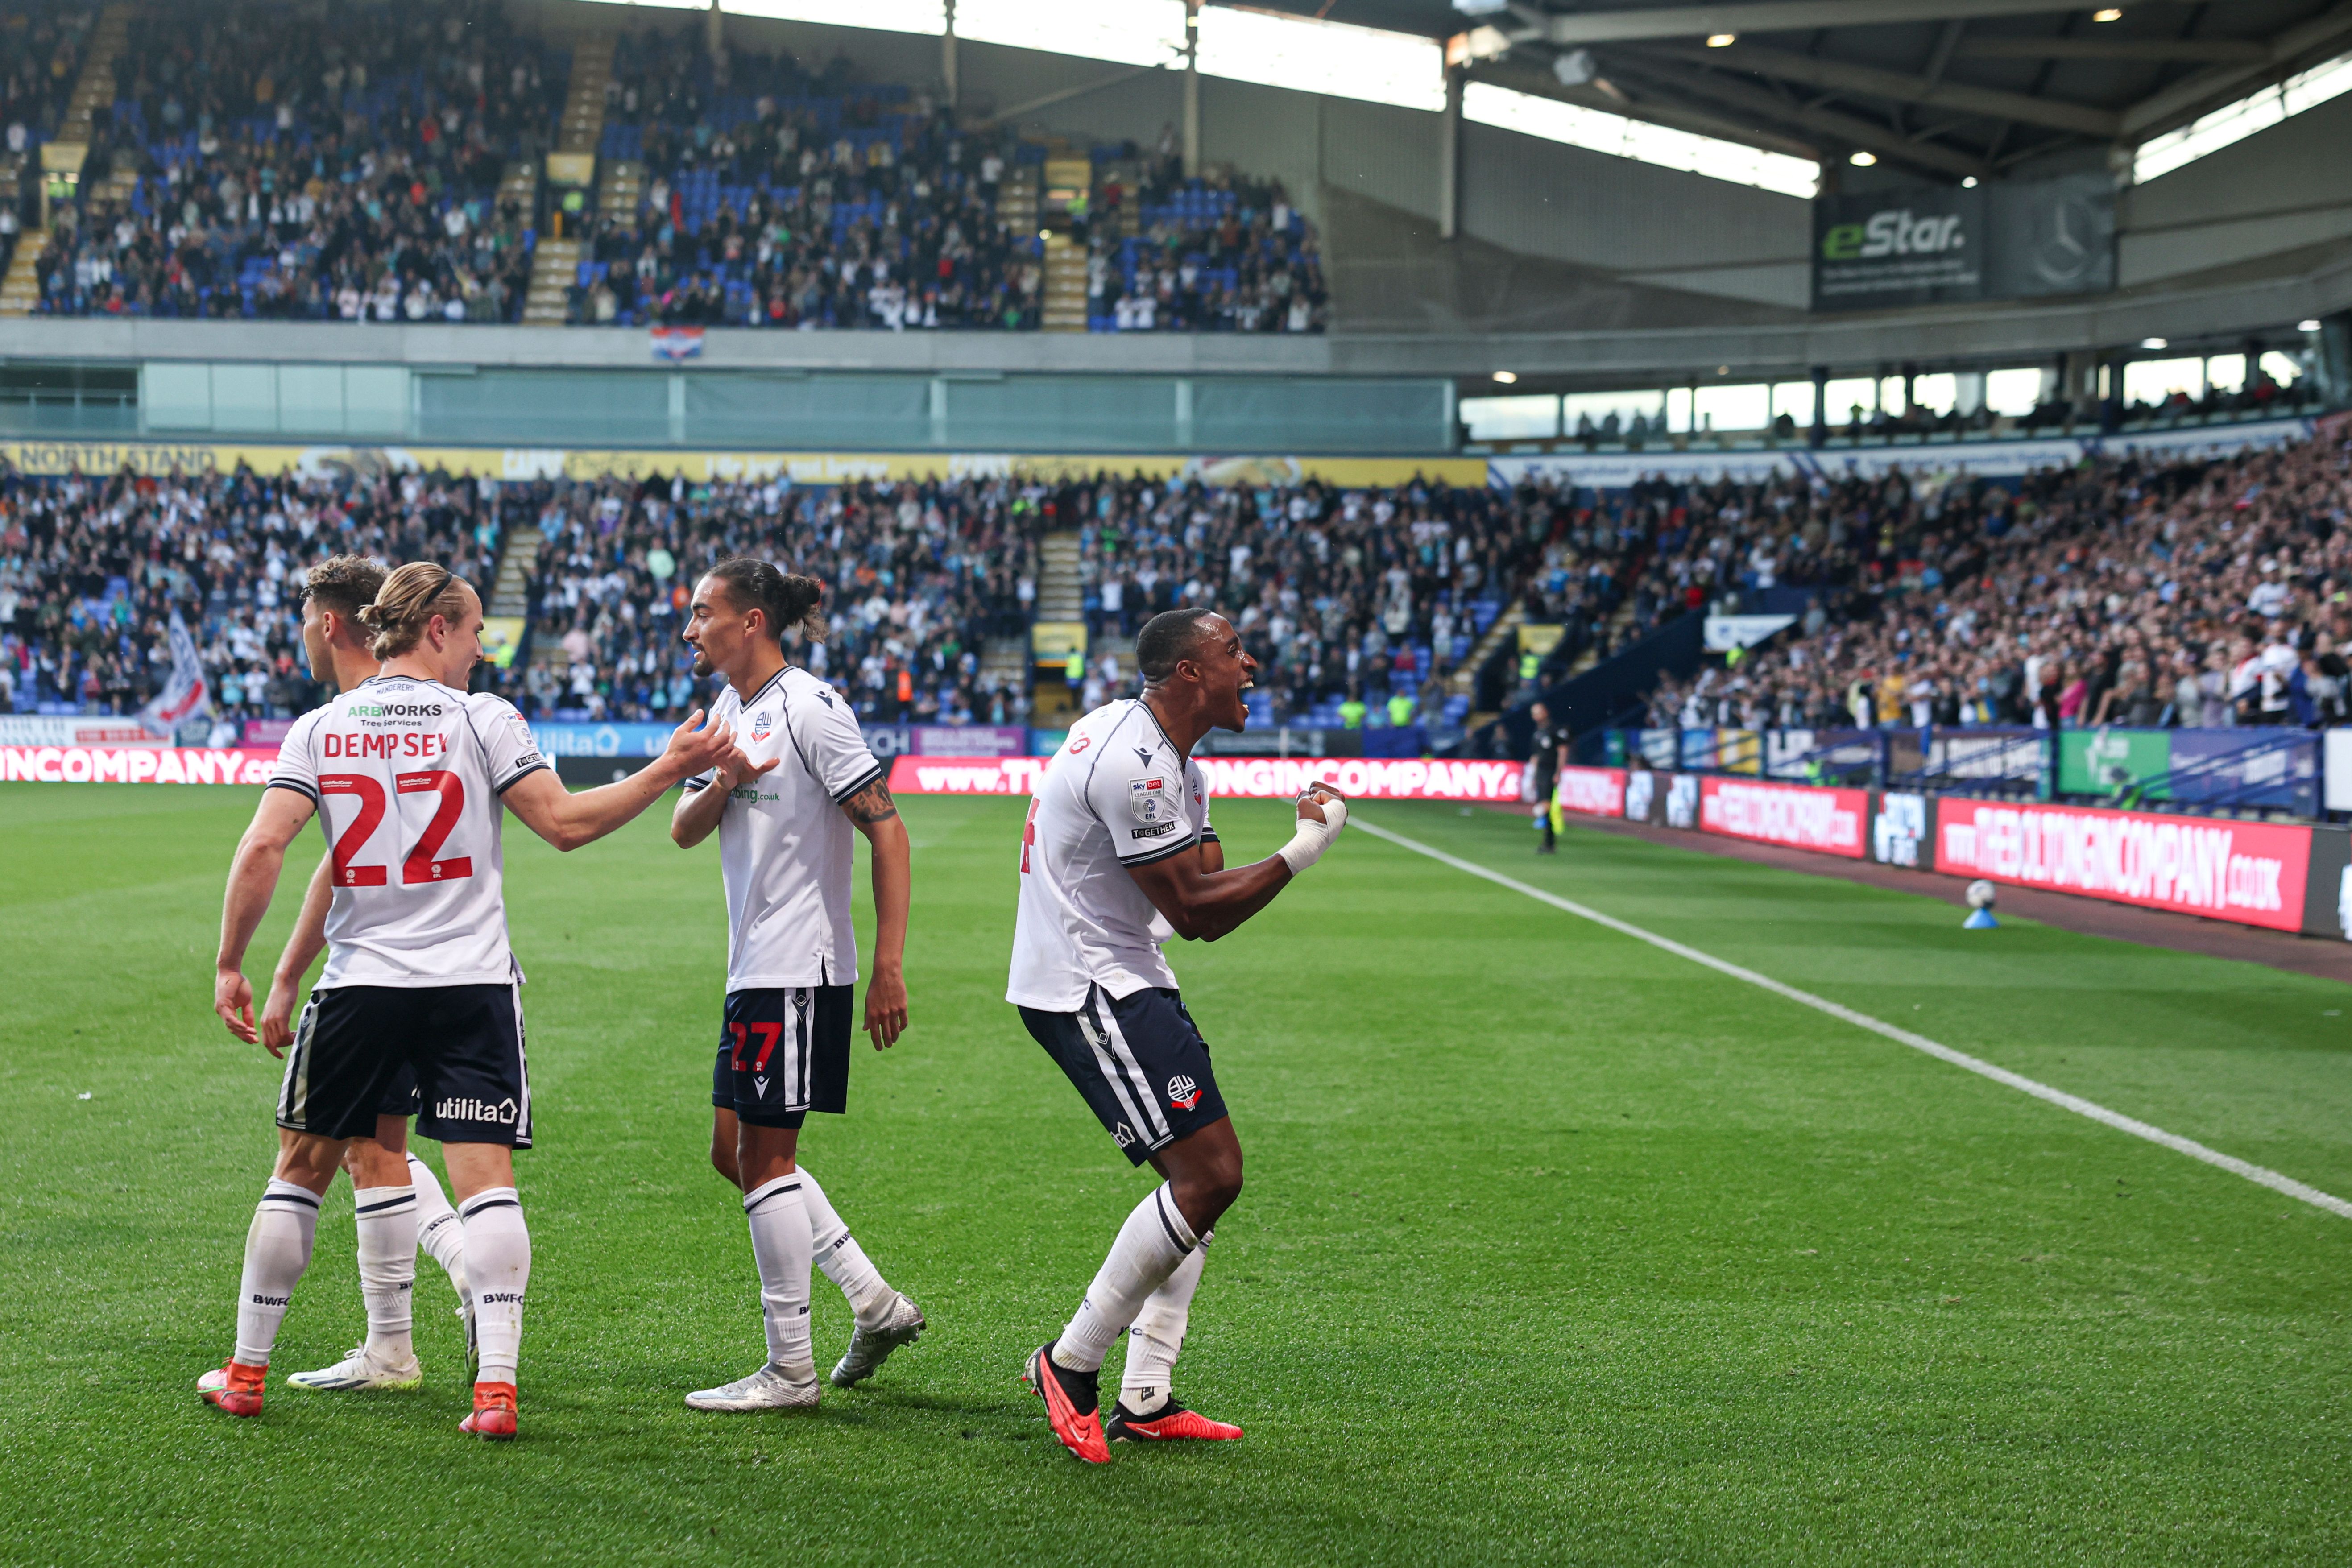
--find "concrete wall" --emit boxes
[2121,93,2352,289]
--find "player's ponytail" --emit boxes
[708,556,829,644]
[356,562,472,660]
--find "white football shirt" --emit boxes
[1006,698,1215,1012]
[683,665,883,992]
[269,675,548,989]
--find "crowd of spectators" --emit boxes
[567,31,1040,330]
[28,0,558,320]
[1640,428,2352,734]
[3,4,99,271]
[1089,163,1325,334]
[0,459,511,730]
[518,472,1037,725]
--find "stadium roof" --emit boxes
[1251,0,2352,183]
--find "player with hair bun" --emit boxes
[671,557,927,1413]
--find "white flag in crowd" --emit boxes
[137,612,211,740]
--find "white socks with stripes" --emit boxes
[743,1175,816,1378]
[408,1152,469,1299]
[1120,1233,1210,1417]
[1052,1183,1197,1375]
[796,1166,894,1331]
[352,1185,418,1364]
[232,1179,321,1367]
[459,1187,530,1386]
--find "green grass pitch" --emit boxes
[4,780,2350,1565]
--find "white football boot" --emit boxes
[286,1345,425,1392]
[685,1362,822,1412]
[830,1293,927,1388]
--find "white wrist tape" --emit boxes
[1276,798,1348,876]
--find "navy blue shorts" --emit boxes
[280,984,530,1148]
[1020,984,1226,1167]
[712,985,854,1129]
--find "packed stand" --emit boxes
[519,474,1036,725]
[1058,472,1537,731]
[1638,431,2352,734]
[0,460,516,730]
[1089,161,1325,334]
[570,30,1039,330]
[31,0,559,319]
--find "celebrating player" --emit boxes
[206,563,746,1440]
[213,555,479,1398]
[670,559,924,1413]
[1008,607,1347,1463]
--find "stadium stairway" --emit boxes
[488,525,539,622]
[1450,595,1528,734]
[1036,532,1083,623]
[1040,156,1091,331]
[596,159,644,224]
[0,234,42,318]
[497,159,540,222]
[524,239,582,325]
[998,165,1040,239]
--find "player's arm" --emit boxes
[505,708,749,852]
[670,745,779,849]
[841,776,911,1050]
[257,853,334,1057]
[216,786,319,1048]
[1124,788,1345,943]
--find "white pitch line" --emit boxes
[1356,818,2352,1221]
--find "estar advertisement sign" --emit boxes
[1554,766,1627,818]
[889,755,1524,802]
[1934,799,2309,932]
[1,745,279,785]
[1699,777,1868,858]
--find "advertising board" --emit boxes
[1873,791,1928,867]
[1,745,279,785]
[0,716,169,747]
[888,755,1524,802]
[1933,798,2310,932]
[1553,766,1627,818]
[1699,777,1868,858]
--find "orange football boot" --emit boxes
[1023,1344,1110,1464]
[198,1360,267,1418]
[1106,1401,1243,1442]
[459,1381,519,1440]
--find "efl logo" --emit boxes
[1167,1075,1201,1111]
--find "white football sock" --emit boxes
[407,1153,469,1298]
[352,1185,417,1363]
[459,1187,530,1386]
[232,1179,321,1367]
[795,1165,894,1329]
[1052,1183,1196,1375]
[744,1175,816,1376]
[1120,1230,1210,1415]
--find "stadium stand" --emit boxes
[1639,431,2352,734]
[26,0,561,320]
[0,459,512,727]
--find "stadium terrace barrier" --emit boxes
[889,756,1525,802]
[0,746,278,785]
[1557,770,2352,939]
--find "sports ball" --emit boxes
[1966,879,1997,910]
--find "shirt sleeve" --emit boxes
[1085,745,1199,866]
[267,711,322,801]
[1190,761,1217,844]
[469,696,550,794]
[796,682,883,803]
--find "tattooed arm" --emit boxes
[839,776,911,1050]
